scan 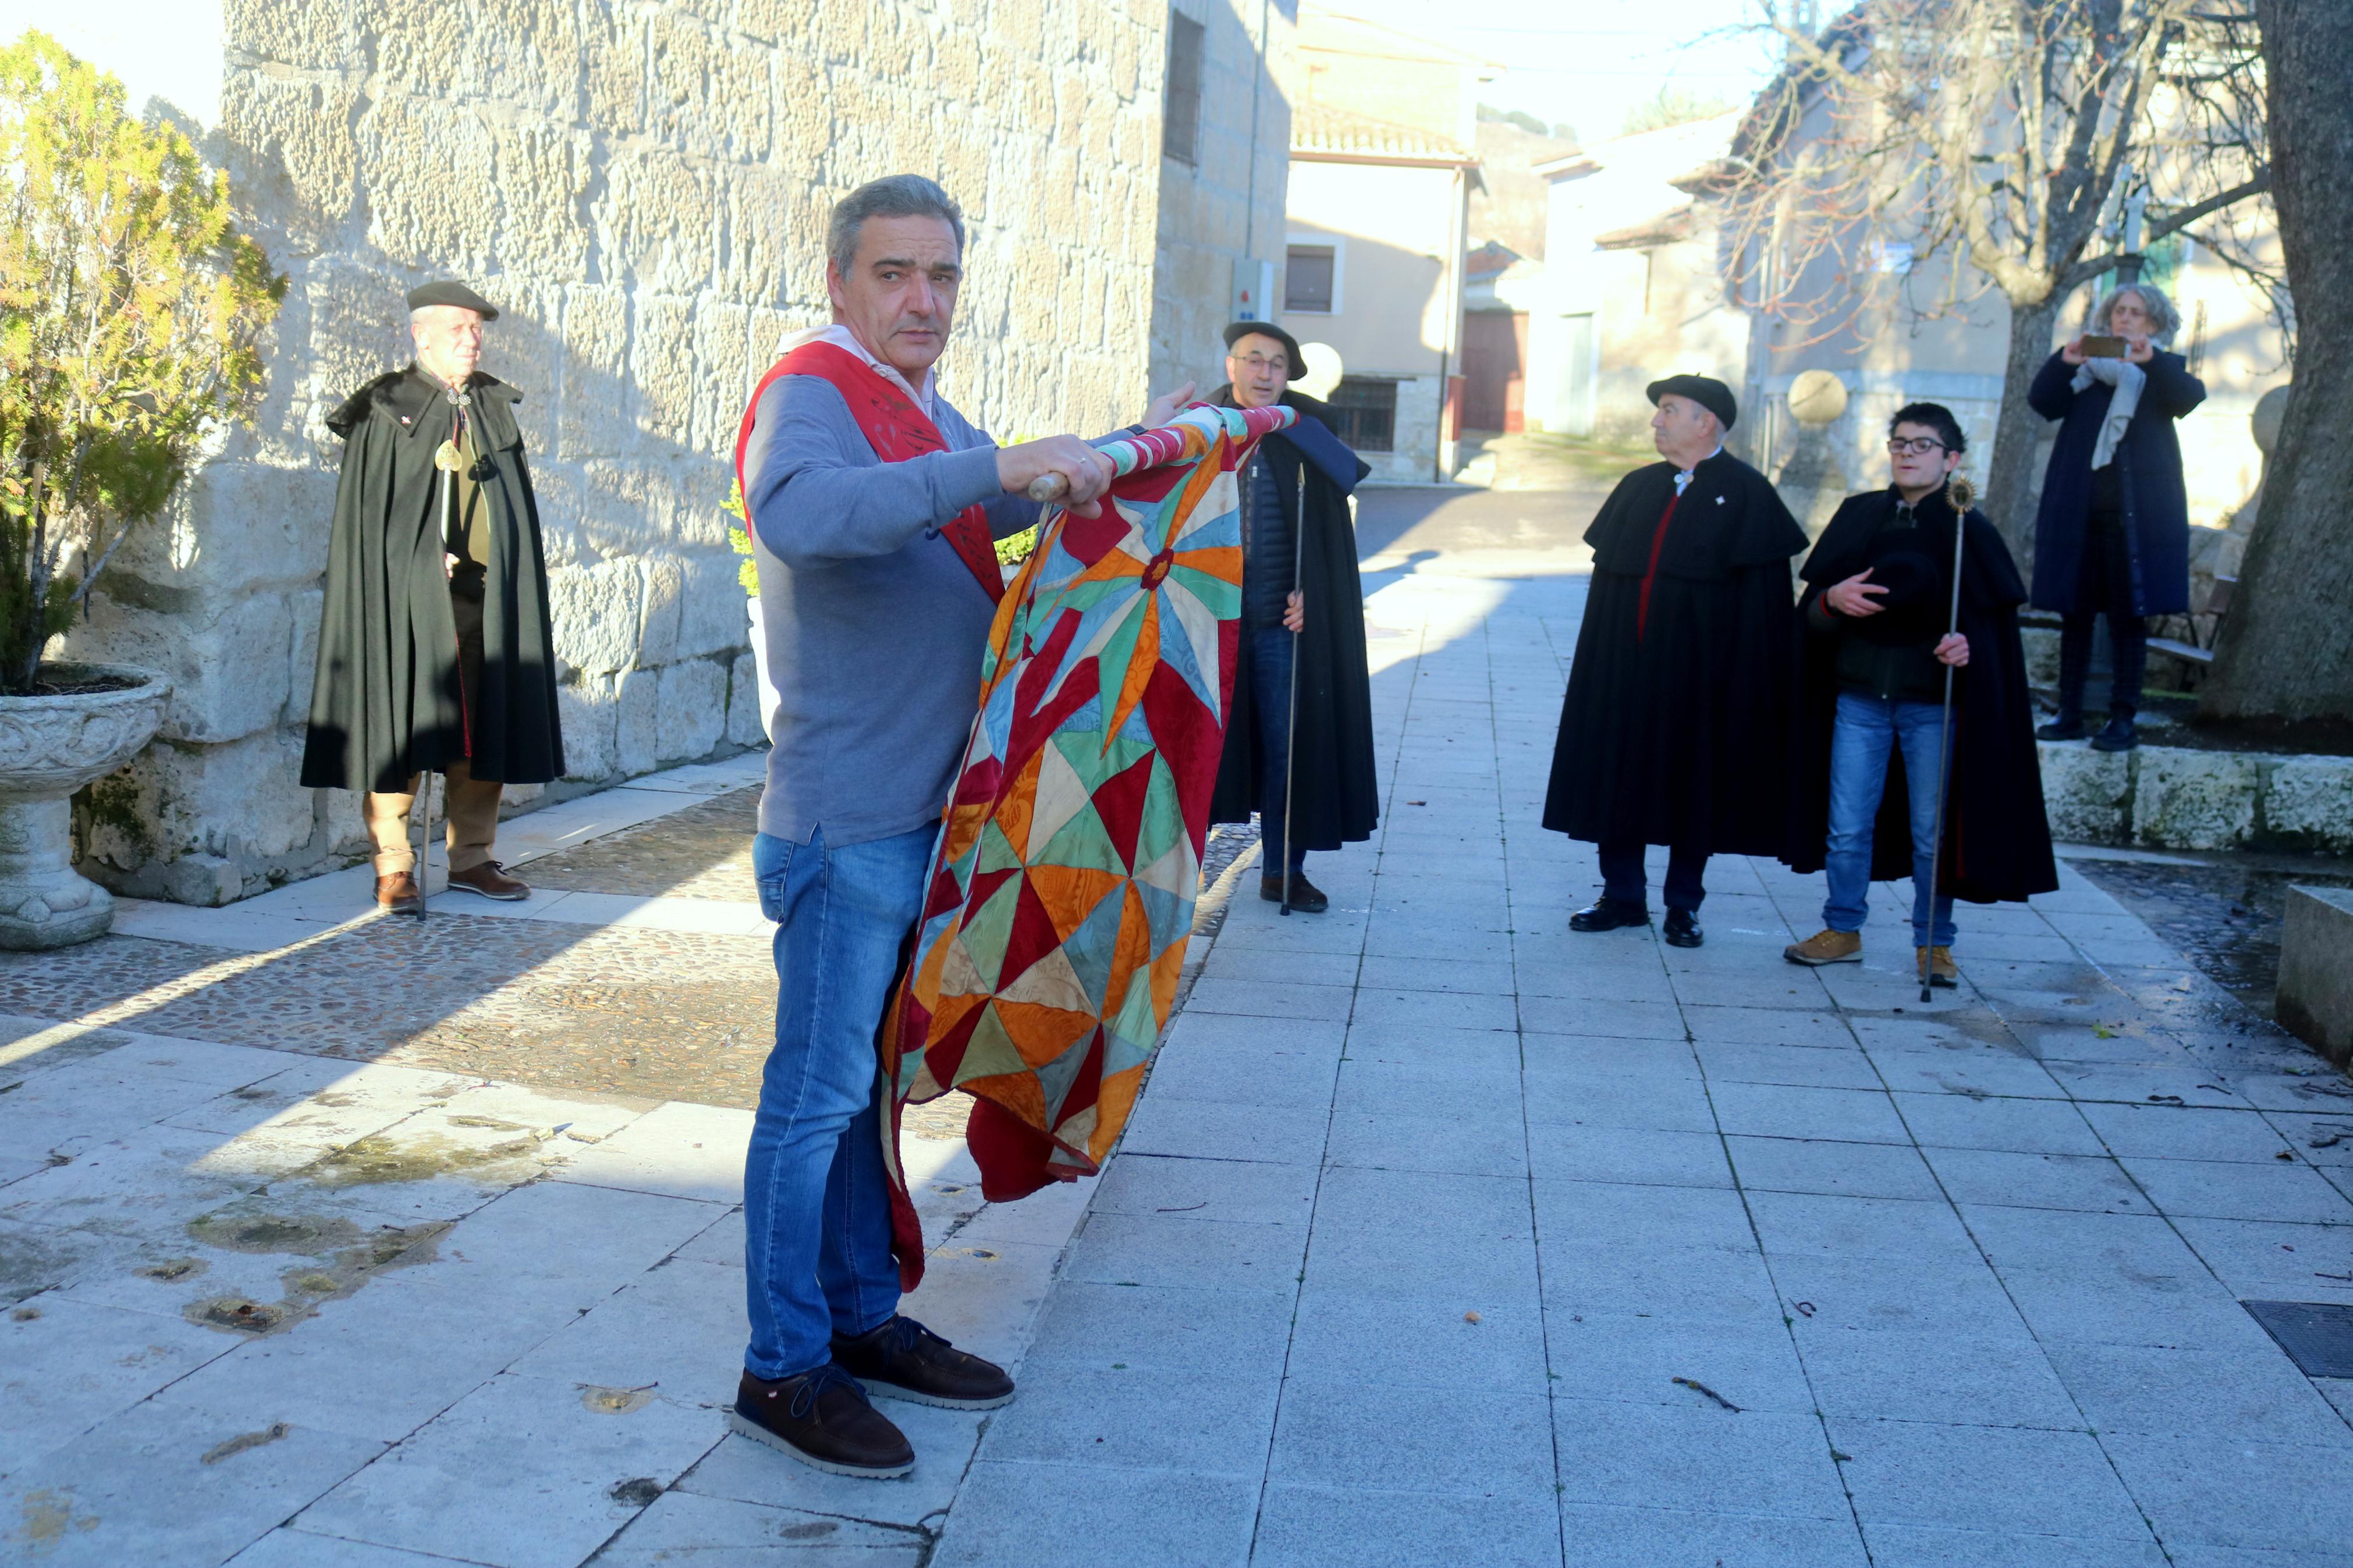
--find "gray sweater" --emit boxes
[743,372,1041,847]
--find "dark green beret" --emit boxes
[405,281,499,320]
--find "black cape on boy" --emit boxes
[1207,386,1381,854]
[1542,451,1807,855]
[1783,482,2058,904]
[300,365,565,794]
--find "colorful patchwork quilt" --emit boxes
[882,403,1296,1286]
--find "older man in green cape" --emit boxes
[300,282,565,911]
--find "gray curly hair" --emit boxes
[2086,282,2182,347]
[827,175,965,277]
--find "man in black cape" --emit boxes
[1206,321,1379,913]
[300,282,565,911]
[1781,402,2056,987]
[1542,374,1807,948]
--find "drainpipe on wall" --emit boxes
[1436,162,1470,482]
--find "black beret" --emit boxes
[405,280,499,321]
[1646,373,1736,432]
[1223,319,1305,381]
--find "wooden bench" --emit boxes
[2150,572,2235,668]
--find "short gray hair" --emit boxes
[2088,282,2182,346]
[828,176,965,276]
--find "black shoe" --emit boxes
[1663,909,1704,948]
[1569,896,1649,933]
[2089,713,2139,752]
[2036,715,2086,741]
[831,1315,1016,1410]
[1260,873,1328,913]
[729,1364,913,1478]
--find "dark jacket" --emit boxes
[1206,386,1380,852]
[1543,450,1808,854]
[2027,349,2205,616]
[1786,485,2057,904]
[300,365,565,792]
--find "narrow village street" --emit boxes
[9,476,2353,1566]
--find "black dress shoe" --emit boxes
[1663,909,1704,948]
[1568,896,1649,933]
[2089,713,2139,752]
[2035,715,2086,741]
[1260,873,1328,913]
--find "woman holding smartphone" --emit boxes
[2025,283,2206,751]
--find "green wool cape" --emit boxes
[300,365,565,794]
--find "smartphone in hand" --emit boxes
[2080,335,2127,359]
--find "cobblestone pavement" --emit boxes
[2070,849,2353,1022]
[9,486,2353,1566]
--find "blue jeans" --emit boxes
[1823,691,1957,948]
[743,824,932,1379]
[1250,627,1307,876]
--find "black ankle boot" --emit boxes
[2036,710,2086,741]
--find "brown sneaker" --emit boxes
[728,1366,913,1478]
[1917,945,1959,988]
[374,872,421,913]
[446,861,530,901]
[831,1315,1016,1410]
[1784,929,1862,966]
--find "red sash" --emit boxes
[732,340,1003,603]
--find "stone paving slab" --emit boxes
[929,556,2353,1565]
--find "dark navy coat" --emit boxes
[2026,348,2205,617]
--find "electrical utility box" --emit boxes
[1230,258,1276,322]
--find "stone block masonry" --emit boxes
[56,0,1230,905]
[2036,741,2353,854]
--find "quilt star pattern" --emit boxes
[881,403,1294,1280]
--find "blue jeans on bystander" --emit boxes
[1823,690,1957,949]
[742,824,932,1381]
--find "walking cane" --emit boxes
[414,396,468,920]
[1919,475,1975,1002]
[1280,470,1306,916]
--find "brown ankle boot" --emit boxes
[1917,945,1958,988]
[446,861,530,901]
[728,1366,913,1478]
[1784,929,1862,966]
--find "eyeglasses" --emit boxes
[1886,438,1947,456]
[1232,353,1290,375]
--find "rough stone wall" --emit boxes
[61,0,1176,904]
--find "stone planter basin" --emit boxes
[0,663,172,950]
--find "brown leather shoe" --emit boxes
[1917,945,1959,988]
[1784,929,1863,966]
[831,1315,1015,1410]
[446,861,530,901]
[728,1366,913,1478]
[374,872,421,913]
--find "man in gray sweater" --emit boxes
[727,174,1191,1478]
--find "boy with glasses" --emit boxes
[1781,403,2056,987]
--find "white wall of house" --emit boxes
[1521,113,1751,443]
[1279,158,1470,482]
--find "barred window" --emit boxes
[1327,378,1397,453]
